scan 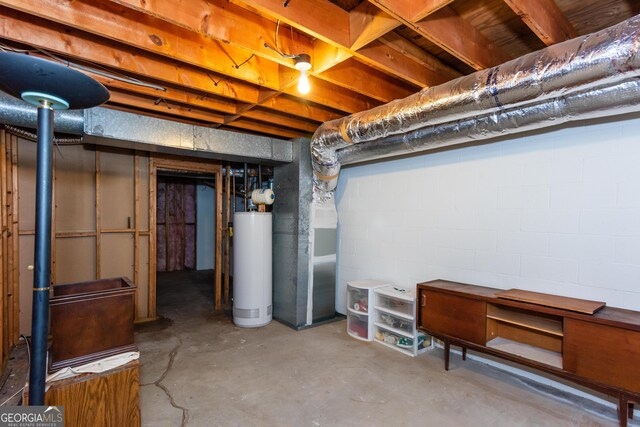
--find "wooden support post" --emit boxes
[10,135,20,344]
[133,153,140,320]
[148,158,157,319]
[215,170,223,310]
[50,141,57,284]
[164,181,170,271]
[224,164,231,306]
[0,130,7,361]
[95,150,101,279]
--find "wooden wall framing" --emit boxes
[0,130,20,367]
[149,156,223,315]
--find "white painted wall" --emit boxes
[196,184,215,270]
[335,115,640,315]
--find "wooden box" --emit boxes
[25,360,141,427]
[50,277,137,372]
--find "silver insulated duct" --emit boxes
[311,14,640,201]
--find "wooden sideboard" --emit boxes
[417,280,640,427]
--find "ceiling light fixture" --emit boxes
[294,53,311,95]
[263,20,312,95]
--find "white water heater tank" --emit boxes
[233,212,272,327]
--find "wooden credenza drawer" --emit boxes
[420,290,486,345]
[564,318,640,394]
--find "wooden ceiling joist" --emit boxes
[108,90,226,125]
[503,0,578,46]
[0,0,296,91]
[369,0,512,70]
[319,58,415,102]
[0,0,633,140]
[232,0,458,87]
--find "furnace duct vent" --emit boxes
[310,14,640,201]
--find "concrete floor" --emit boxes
[137,270,628,427]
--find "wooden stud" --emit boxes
[50,140,57,285]
[224,165,231,306]
[5,133,14,346]
[55,231,98,238]
[95,150,101,279]
[133,153,140,320]
[148,157,157,320]
[215,169,223,310]
[0,129,7,362]
[10,135,19,344]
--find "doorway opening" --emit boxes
[149,158,222,319]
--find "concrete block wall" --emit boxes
[335,114,640,314]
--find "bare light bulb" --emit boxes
[297,70,310,94]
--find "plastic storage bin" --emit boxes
[373,285,431,356]
[346,280,388,341]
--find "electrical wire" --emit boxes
[264,20,296,59]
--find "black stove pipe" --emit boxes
[28,103,54,405]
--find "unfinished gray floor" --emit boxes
[138,271,625,427]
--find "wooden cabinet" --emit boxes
[417,280,640,427]
[421,290,485,345]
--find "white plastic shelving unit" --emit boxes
[373,285,430,356]
[346,280,388,341]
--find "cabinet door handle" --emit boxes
[421,293,426,307]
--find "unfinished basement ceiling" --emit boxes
[0,0,638,140]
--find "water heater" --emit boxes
[233,212,272,327]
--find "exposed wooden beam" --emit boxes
[355,40,459,88]
[376,34,462,82]
[0,7,363,130]
[280,77,381,115]
[93,76,239,115]
[230,0,350,47]
[320,58,417,102]
[349,1,401,51]
[0,8,262,103]
[370,1,511,70]
[261,96,344,123]
[240,109,319,133]
[102,0,408,103]
[108,90,226,124]
[0,0,297,91]
[226,119,307,139]
[503,0,577,46]
[233,0,457,88]
[108,0,313,66]
[409,0,456,22]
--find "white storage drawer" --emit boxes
[373,285,432,356]
[347,312,369,340]
[346,280,388,341]
[348,286,370,314]
[375,291,414,317]
[375,310,414,336]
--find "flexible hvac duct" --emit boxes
[311,14,640,200]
